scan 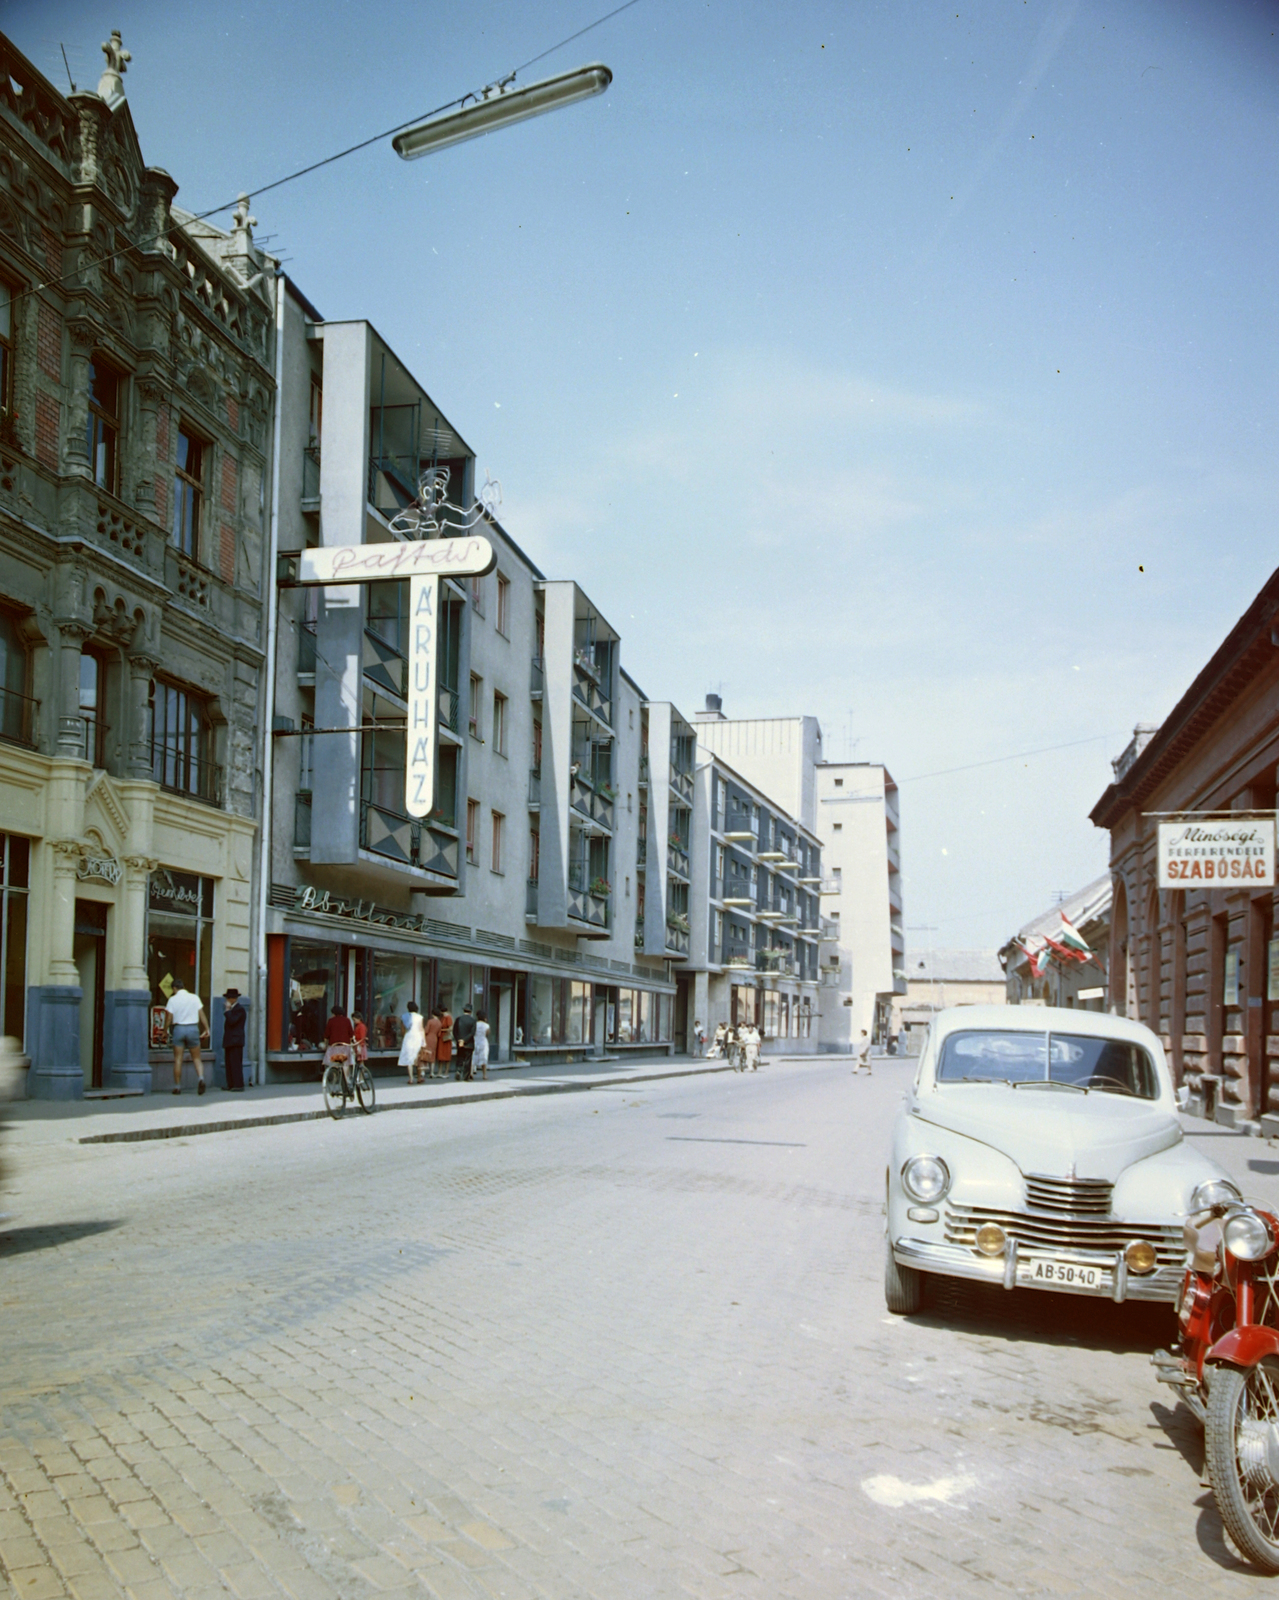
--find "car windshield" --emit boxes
[936,1030,1158,1099]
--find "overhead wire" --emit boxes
[13,0,646,312]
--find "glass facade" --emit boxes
[147,870,214,1047]
[287,939,339,1051]
[369,951,415,1052]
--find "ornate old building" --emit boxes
[0,31,275,1094]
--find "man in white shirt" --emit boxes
[166,979,210,1095]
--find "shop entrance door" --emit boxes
[490,977,514,1063]
[674,975,689,1054]
[74,899,108,1090]
[593,991,607,1057]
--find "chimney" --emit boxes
[704,693,723,717]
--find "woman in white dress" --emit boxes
[398,1001,427,1084]
[472,1009,490,1079]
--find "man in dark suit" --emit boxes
[222,988,247,1091]
[453,1003,477,1081]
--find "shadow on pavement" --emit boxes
[0,1219,123,1256]
[1149,1397,1204,1476]
[915,1275,1178,1354]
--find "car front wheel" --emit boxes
[884,1239,924,1315]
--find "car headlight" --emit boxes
[1223,1208,1275,1262]
[1190,1179,1242,1214]
[901,1154,951,1204]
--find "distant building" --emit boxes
[999,875,1112,1011]
[896,949,1005,1046]
[691,696,905,1050]
[1091,564,1279,1129]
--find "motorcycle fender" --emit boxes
[1206,1326,1279,1370]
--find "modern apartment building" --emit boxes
[263,298,676,1074]
[691,698,906,1049]
[681,752,823,1050]
[0,33,274,1096]
[814,762,906,1048]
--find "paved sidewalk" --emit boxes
[1,1053,839,1148]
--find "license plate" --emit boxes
[1020,1259,1107,1289]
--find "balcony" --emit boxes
[151,740,223,808]
[568,885,609,931]
[573,645,600,682]
[298,620,317,676]
[438,685,460,736]
[302,445,321,507]
[635,917,646,950]
[666,843,690,881]
[360,798,458,879]
[528,767,541,807]
[665,922,690,957]
[294,792,312,847]
[530,656,544,698]
[722,885,754,907]
[638,754,649,786]
[526,878,539,919]
[758,950,796,978]
[818,876,842,895]
[572,670,612,728]
[722,947,753,970]
[637,836,648,866]
[669,768,694,805]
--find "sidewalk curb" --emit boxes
[76,1062,740,1145]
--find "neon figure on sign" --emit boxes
[388,470,501,539]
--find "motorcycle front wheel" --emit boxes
[1206,1357,1279,1573]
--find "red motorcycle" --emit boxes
[1155,1178,1279,1571]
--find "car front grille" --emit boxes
[1024,1174,1113,1214]
[944,1203,1184,1266]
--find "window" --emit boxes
[147,870,214,1049]
[367,581,408,657]
[308,375,323,446]
[491,810,504,873]
[0,609,33,748]
[78,650,108,767]
[833,823,842,832]
[528,825,540,881]
[496,573,510,636]
[532,718,542,771]
[492,691,507,756]
[283,936,337,1052]
[0,833,29,1047]
[834,777,844,787]
[470,574,485,616]
[469,674,482,739]
[466,798,480,864]
[86,358,122,493]
[359,725,406,819]
[0,281,11,415]
[172,428,205,558]
[149,681,217,803]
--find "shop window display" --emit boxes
[147,871,214,1048]
[371,951,415,1052]
[287,939,339,1051]
[435,959,472,1021]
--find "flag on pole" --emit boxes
[1057,914,1091,957]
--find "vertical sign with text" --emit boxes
[406,574,437,819]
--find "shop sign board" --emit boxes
[1157,820,1275,888]
[295,534,496,821]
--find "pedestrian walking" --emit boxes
[692,1019,706,1058]
[221,987,246,1092]
[437,1005,454,1075]
[473,1009,490,1079]
[352,1011,369,1065]
[453,1003,477,1080]
[421,1007,442,1077]
[166,978,209,1095]
[708,1022,727,1059]
[398,1001,426,1084]
[743,1023,761,1071]
[854,1028,872,1075]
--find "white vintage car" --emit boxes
[885,1005,1236,1313]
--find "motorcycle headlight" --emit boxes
[1223,1208,1275,1262]
[1190,1179,1242,1214]
[901,1154,951,1204]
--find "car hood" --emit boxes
[911,1086,1181,1181]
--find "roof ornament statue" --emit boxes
[97,30,130,107]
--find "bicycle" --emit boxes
[728,1038,747,1072]
[322,1051,375,1118]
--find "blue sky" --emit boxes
[12,0,1278,947]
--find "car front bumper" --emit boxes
[891,1235,1183,1303]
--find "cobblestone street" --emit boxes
[4,1057,1279,1599]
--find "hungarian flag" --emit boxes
[1042,933,1085,964]
[1020,938,1052,977]
[1058,914,1091,957]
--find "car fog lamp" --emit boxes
[1223,1208,1275,1262]
[901,1155,951,1204]
[1123,1240,1158,1275]
[974,1223,1007,1258]
[1190,1178,1242,1213]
